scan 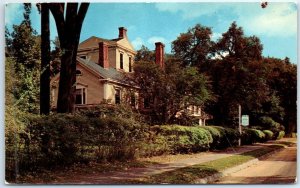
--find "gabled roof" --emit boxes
[77,58,126,83]
[78,36,119,50]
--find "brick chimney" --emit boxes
[118,27,127,39]
[98,42,109,68]
[155,42,165,69]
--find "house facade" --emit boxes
[51,27,140,109]
[50,27,211,125]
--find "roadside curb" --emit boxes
[194,146,286,184]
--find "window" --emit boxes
[120,53,123,69]
[115,89,121,104]
[144,96,153,109]
[76,70,82,76]
[129,57,132,72]
[75,88,86,104]
[130,93,135,107]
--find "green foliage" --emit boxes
[132,60,213,124]
[277,131,285,140]
[242,128,266,144]
[201,126,239,149]
[135,45,155,62]
[145,125,213,154]
[172,24,213,68]
[5,113,147,181]
[6,4,41,113]
[263,130,274,141]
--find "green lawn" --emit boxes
[139,144,284,184]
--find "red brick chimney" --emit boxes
[155,42,165,69]
[118,27,127,39]
[98,42,109,68]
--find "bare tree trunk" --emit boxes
[40,3,50,114]
[49,3,89,113]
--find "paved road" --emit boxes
[215,143,297,184]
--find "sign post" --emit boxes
[238,105,242,146]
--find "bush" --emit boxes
[145,125,213,155]
[5,112,147,181]
[277,131,285,140]
[242,128,265,144]
[263,130,274,141]
[201,126,239,149]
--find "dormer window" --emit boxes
[76,70,82,76]
[120,53,123,69]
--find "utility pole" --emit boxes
[238,104,242,146]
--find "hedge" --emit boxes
[5,113,148,181]
[6,111,282,182]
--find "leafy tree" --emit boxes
[132,59,212,124]
[214,22,263,61]
[8,3,41,113]
[263,58,297,135]
[49,3,89,113]
[135,45,155,62]
[172,24,213,70]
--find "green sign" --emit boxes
[241,115,249,126]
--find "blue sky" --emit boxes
[5,1,298,64]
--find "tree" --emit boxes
[49,3,89,113]
[132,59,212,124]
[214,22,263,61]
[39,3,51,114]
[172,24,213,70]
[9,3,41,113]
[134,45,155,62]
[264,58,297,135]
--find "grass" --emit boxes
[139,144,285,184]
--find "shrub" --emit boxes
[242,128,265,144]
[146,125,213,155]
[277,131,285,140]
[209,126,240,149]
[263,130,274,141]
[5,112,148,181]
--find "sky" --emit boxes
[4,1,298,64]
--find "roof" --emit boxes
[78,36,119,50]
[77,57,127,83]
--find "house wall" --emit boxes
[115,39,135,72]
[50,63,104,108]
[76,64,104,104]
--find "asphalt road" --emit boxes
[215,143,297,184]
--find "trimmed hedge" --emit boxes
[5,113,148,181]
[202,126,239,149]
[242,128,267,145]
[277,131,285,140]
[6,111,281,182]
[263,130,274,141]
[146,125,213,154]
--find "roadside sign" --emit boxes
[241,115,249,126]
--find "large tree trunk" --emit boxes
[40,3,50,114]
[49,3,89,113]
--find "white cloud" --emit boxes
[155,2,297,38]
[131,37,144,50]
[5,3,22,25]
[147,36,167,44]
[241,3,297,37]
